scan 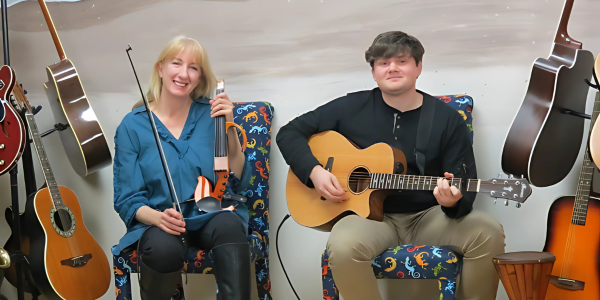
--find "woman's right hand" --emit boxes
[154,208,186,235]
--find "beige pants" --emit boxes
[326,206,505,300]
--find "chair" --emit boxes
[113,102,274,300]
[321,94,474,300]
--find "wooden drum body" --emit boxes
[493,252,556,300]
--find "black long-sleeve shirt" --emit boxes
[276,88,477,219]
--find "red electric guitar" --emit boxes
[0,65,25,175]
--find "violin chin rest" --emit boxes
[196,196,222,213]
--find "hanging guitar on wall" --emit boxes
[501,0,594,187]
[37,0,112,177]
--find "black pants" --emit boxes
[138,212,247,273]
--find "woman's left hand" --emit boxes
[210,93,234,122]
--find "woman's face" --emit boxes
[158,48,201,99]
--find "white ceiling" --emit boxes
[0,0,599,95]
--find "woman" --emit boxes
[112,36,253,300]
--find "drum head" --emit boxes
[493,251,556,264]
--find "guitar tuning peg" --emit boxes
[497,173,503,179]
[516,203,521,208]
[504,200,509,206]
[24,89,27,95]
[521,174,524,179]
[508,174,514,179]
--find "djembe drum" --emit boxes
[493,252,556,300]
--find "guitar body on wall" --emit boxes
[37,0,112,177]
[501,0,594,187]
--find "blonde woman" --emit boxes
[112,36,252,300]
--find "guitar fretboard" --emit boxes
[571,94,600,225]
[369,173,477,192]
[25,113,63,208]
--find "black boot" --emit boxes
[138,257,183,300]
[211,243,251,300]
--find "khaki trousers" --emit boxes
[326,206,505,300]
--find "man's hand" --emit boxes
[309,165,348,202]
[433,172,462,207]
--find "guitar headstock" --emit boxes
[481,175,532,205]
[11,82,32,113]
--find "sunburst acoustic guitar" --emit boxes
[286,131,532,231]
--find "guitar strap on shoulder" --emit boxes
[415,96,435,176]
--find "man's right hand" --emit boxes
[309,165,348,202]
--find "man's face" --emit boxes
[371,54,422,96]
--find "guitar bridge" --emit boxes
[61,254,92,268]
[549,275,585,291]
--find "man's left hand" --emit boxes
[433,172,462,207]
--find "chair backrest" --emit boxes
[233,102,274,244]
[433,95,474,144]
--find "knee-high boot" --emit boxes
[211,243,251,300]
[138,256,183,300]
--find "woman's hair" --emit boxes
[132,35,217,110]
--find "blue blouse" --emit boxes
[111,97,252,255]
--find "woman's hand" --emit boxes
[154,208,186,236]
[210,93,234,122]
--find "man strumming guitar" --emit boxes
[277,31,505,300]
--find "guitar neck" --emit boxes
[571,94,600,225]
[369,173,474,192]
[24,112,63,208]
[554,0,581,49]
[37,0,66,60]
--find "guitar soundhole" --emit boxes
[53,209,73,232]
[348,167,370,194]
[50,206,76,237]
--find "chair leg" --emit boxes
[114,270,131,300]
[254,258,272,300]
[322,251,339,300]
[439,278,457,300]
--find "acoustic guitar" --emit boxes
[8,77,111,300]
[285,131,532,231]
[501,0,594,187]
[0,65,24,175]
[37,0,111,177]
[542,91,600,300]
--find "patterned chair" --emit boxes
[321,95,474,300]
[113,102,274,300]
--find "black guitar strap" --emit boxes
[415,96,435,176]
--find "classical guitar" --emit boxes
[501,0,594,187]
[10,81,111,300]
[37,0,111,177]
[0,65,24,175]
[543,92,600,300]
[194,80,247,212]
[286,131,532,231]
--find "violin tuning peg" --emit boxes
[516,203,521,208]
[504,200,509,206]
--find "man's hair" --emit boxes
[365,31,425,67]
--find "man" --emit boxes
[276,31,505,300]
